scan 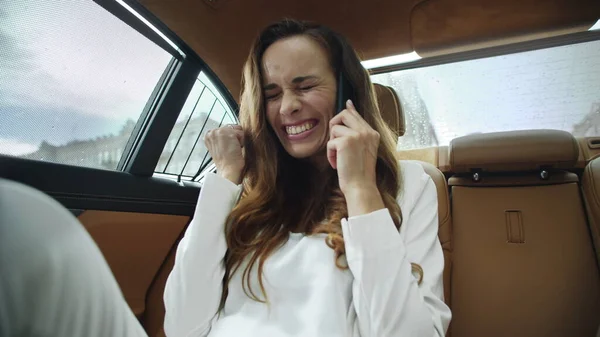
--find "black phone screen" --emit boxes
[336,71,354,114]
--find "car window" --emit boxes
[371,40,600,150]
[154,71,237,181]
[0,0,173,169]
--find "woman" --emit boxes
[0,18,449,337]
[163,19,451,337]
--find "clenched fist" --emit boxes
[205,124,245,184]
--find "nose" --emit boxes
[279,90,301,116]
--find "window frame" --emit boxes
[91,0,180,59]
[87,0,239,177]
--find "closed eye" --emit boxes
[265,92,281,101]
[299,85,316,91]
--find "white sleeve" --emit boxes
[163,173,242,337]
[341,162,451,337]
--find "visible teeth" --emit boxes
[286,122,315,135]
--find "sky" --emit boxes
[0,0,171,155]
[1,0,599,156]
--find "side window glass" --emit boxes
[154,72,237,180]
[0,0,173,169]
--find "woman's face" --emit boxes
[262,35,336,160]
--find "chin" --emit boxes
[283,144,320,159]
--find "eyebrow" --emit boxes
[263,75,319,91]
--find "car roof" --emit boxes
[139,0,600,97]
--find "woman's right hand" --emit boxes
[205,124,245,184]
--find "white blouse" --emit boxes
[163,160,451,337]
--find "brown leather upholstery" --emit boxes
[142,238,180,337]
[448,171,580,187]
[418,161,452,308]
[374,83,405,137]
[582,157,600,272]
[78,211,188,320]
[578,137,600,168]
[139,0,600,97]
[449,129,579,173]
[411,0,599,56]
[448,130,600,337]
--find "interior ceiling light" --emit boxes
[361,51,421,69]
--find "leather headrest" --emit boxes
[449,129,579,173]
[373,83,405,137]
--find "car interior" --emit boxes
[1,0,600,336]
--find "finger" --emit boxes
[327,138,346,170]
[329,124,358,140]
[234,129,244,147]
[203,129,212,143]
[346,99,370,128]
[327,139,337,169]
[346,99,358,113]
[329,109,362,130]
[227,124,243,130]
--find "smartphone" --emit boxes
[336,71,355,114]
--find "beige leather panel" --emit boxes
[448,171,579,187]
[438,146,450,173]
[78,211,189,318]
[374,83,405,137]
[418,161,452,307]
[396,147,438,166]
[451,183,600,337]
[582,158,600,272]
[411,0,600,55]
[449,129,579,173]
[395,146,450,173]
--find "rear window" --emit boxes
[371,40,600,150]
[0,0,172,169]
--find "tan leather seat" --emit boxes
[582,157,600,271]
[448,129,600,337]
[374,83,405,137]
[420,160,453,309]
[374,82,453,307]
[142,243,179,337]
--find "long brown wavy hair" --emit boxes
[219,19,413,310]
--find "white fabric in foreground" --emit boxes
[0,178,147,337]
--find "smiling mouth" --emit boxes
[285,121,316,135]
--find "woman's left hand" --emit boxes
[327,99,381,201]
